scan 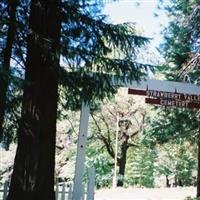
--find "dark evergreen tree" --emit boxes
[0,0,18,142]
[2,0,151,198]
[0,0,150,147]
[151,0,200,196]
[0,0,29,148]
[7,0,61,199]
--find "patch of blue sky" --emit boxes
[103,0,169,45]
[102,0,169,72]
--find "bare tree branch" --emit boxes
[91,113,115,158]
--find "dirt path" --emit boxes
[95,187,196,200]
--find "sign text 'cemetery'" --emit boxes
[128,88,200,109]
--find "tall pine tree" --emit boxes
[5,0,150,198]
[0,0,18,142]
[7,0,61,199]
[148,0,200,196]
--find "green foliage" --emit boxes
[0,0,150,147]
[0,0,29,146]
[159,0,199,81]
[150,0,200,189]
[86,139,113,188]
[125,145,156,188]
[144,106,198,186]
[145,108,198,145]
[155,141,197,186]
[59,0,150,108]
[185,197,200,200]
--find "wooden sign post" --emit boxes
[72,77,200,200]
[72,102,90,200]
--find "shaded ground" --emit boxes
[95,187,196,200]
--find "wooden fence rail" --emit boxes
[0,167,95,200]
[0,181,90,200]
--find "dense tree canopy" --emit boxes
[0,0,150,147]
[0,0,151,199]
[1,0,199,199]
[147,0,200,197]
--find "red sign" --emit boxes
[145,98,200,109]
[128,88,200,109]
[128,88,146,96]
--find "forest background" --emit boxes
[0,0,200,199]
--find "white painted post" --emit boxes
[87,167,95,200]
[61,182,66,200]
[55,178,59,200]
[72,101,90,200]
[81,184,85,200]
[68,183,73,200]
[3,180,9,200]
[113,113,119,188]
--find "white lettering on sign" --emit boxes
[147,90,181,100]
[146,90,200,109]
[147,90,200,103]
[184,94,200,101]
[160,99,189,108]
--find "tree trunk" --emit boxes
[117,141,128,187]
[197,132,200,197]
[166,175,170,187]
[174,175,177,187]
[0,0,17,141]
[178,179,183,187]
[7,0,61,199]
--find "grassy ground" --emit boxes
[95,187,196,200]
